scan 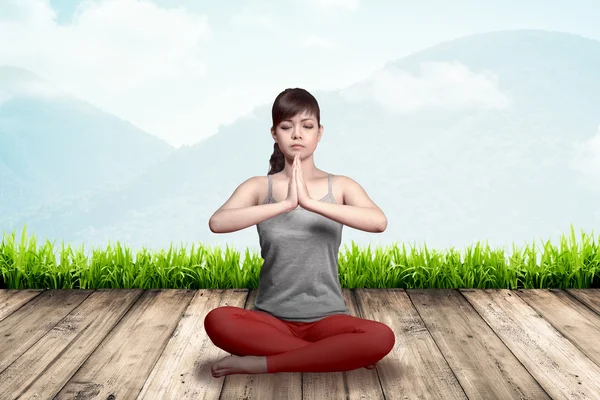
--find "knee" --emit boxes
[370,323,395,357]
[204,306,240,335]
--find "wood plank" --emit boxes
[2,289,143,399]
[355,288,468,400]
[409,288,550,399]
[515,289,600,366]
[53,289,195,399]
[220,288,302,400]
[137,288,247,399]
[0,289,93,374]
[1,287,596,399]
[0,289,44,322]
[460,288,600,399]
[565,288,600,314]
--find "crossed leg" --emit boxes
[204,306,395,376]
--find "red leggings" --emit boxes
[204,305,395,373]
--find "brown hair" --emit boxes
[268,88,321,175]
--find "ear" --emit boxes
[318,124,324,142]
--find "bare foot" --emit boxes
[211,355,268,378]
[364,362,377,370]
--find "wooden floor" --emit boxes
[0,287,599,400]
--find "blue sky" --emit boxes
[2,0,600,147]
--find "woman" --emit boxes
[205,88,395,377]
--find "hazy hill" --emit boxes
[2,29,599,257]
[0,66,175,217]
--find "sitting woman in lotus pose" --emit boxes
[204,87,395,377]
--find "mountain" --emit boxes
[0,66,175,217]
[2,29,600,259]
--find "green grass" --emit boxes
[1,224,598,290]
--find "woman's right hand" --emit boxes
[285,154,299,210]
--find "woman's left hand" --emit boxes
[295,154,313,208]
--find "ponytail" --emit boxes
[268,142,285,175]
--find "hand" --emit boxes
[284,154,299,209]
[295,153,312,208]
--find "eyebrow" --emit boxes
[282,118,315,122]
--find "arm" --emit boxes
[209,176,295,234]
[304,175,387,233]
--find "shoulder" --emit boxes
[242,175,264,187]
[335,175,375,206]
[250,175,268,191]
[249,175,274,205]
[334,174,356,189]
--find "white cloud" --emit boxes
[300,34,336,49]
[341,61,511,113]
[230,7,272,28]
[307,0,359,11]
[0,0,214,146]
[0,0,56,25]
[0,0,212,92]
[0,0,377,147]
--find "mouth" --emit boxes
[291,145,304,148]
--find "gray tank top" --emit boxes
[253,173,351,322]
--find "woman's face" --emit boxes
[272,110,322,159]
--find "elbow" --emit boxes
[377,217,387,233]
[208,217,220,234]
